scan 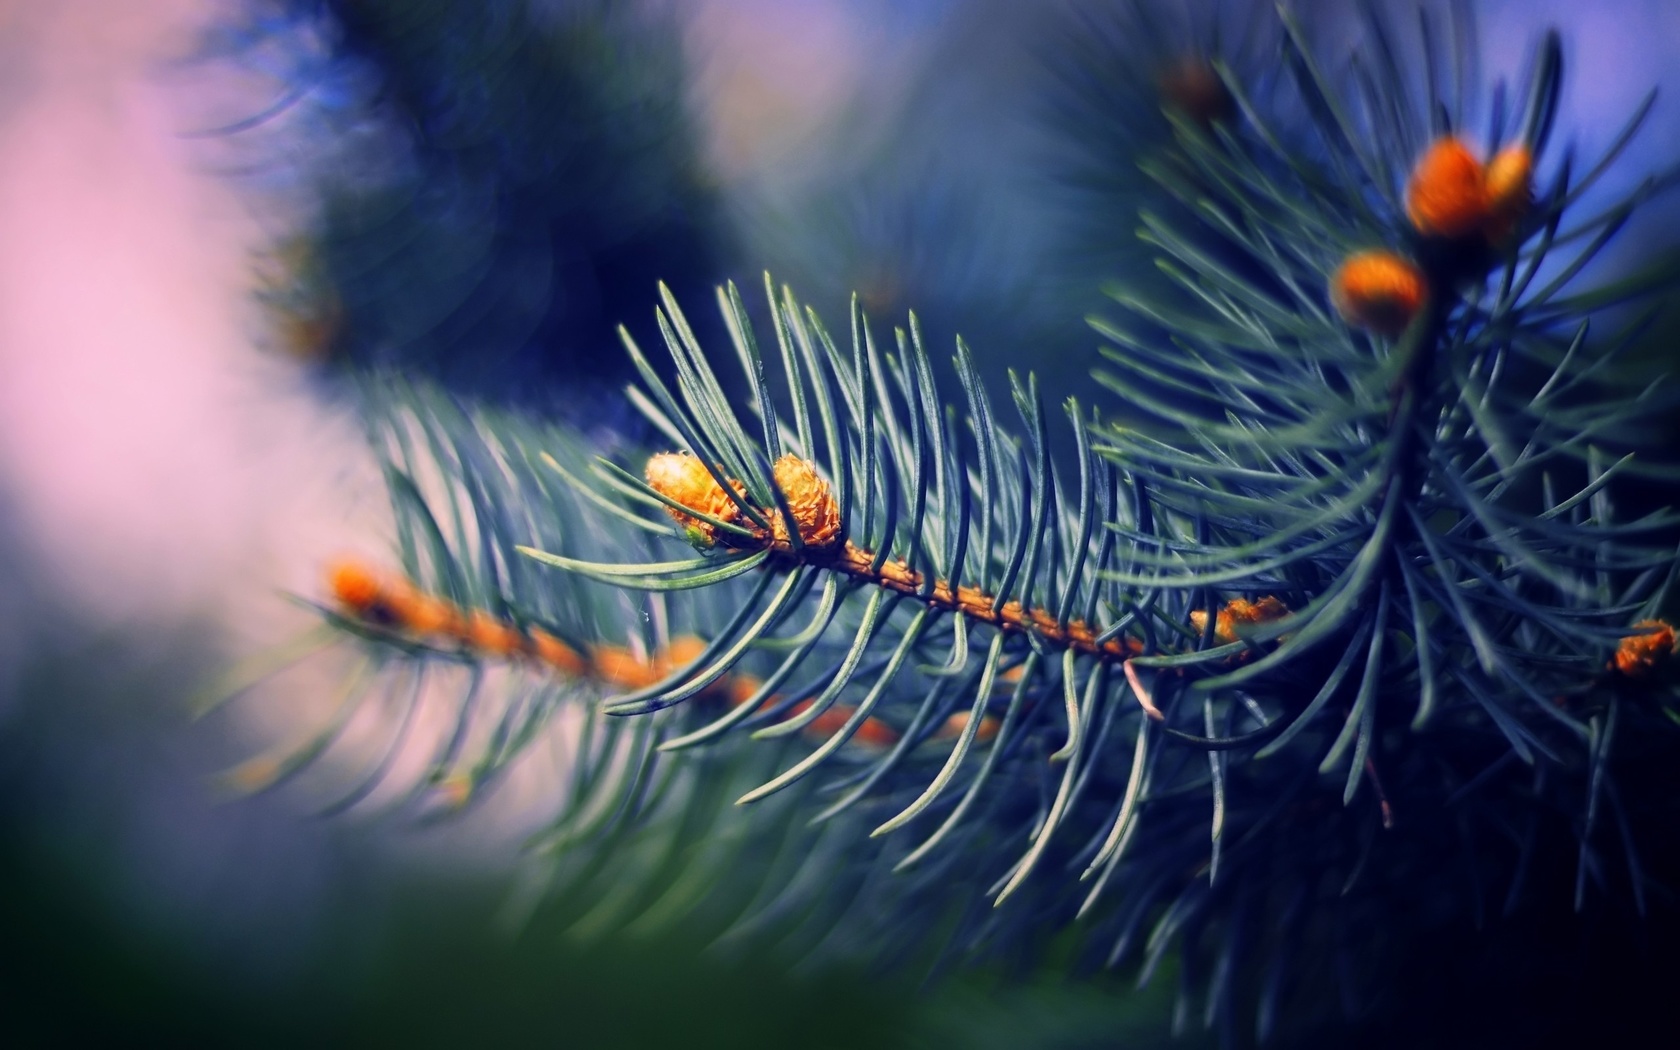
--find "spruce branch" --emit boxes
[226,2,1680,1040]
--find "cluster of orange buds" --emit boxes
[327,557,587,675]
[328,558,916,750]
[1610,619,1676,679]
[1190,595,1290,646]
[1405,136,1534,245]
[327,558,757,693]
[645,452,843,551]
[1330,250,1428,336]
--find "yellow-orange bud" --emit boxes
[590,644,662,690]
[939,712,1000,744]
[529,628,588,676]
[1406,137,1488,238]
[463,609,528,657]
[727,673,765,709]
[1483,144,1534,244]
[1406,136,1535,246]
[327,558,384,612]
[384,584,460,636]
[1330,251,1427,336]
[661,635,709,670]
[789,700,899,749]
[770,455,843,549]
[1190,595,1290,645]
[851,715,901,749]
[1611,619,1675,678]
[645,452,748,545]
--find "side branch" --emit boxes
[320,557,993,747]
[805,540,1141,661]
[646,450,1143,663]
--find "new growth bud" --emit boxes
[1483,144,1535,245]
[645,451,748,546]
[771,454,843,549]
[1405,137,1488,239]
[1190,595,1290,645]
[1330,251,1427,336]
[328,558,383,612]
[1406,136,1534,245]
[1612,619,1676,679]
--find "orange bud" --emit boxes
[852,716,900,749]
[1187,610,1214,639]
[792,701,897,748]
[1190,595,1290,645]
[1406,137,1488,238]
[808,706,851,737]
[728,674,766,708]
[992,663,1026,697]
[645,452,750,544]
[463,609,528,657]
[770,455,842,549]
[529,628,588,676]
[1229,595,1289,627]
[591,644,662,689]
[1611,619,1675,678]
[327,558,385,612]
[1483,144,1533,244]
[384,584,460,636]
[662,635,709,670]
[1330,251,1427,336]
[939,712,999,744]
[663,635,735,700]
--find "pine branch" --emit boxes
[226,2,1680,1040]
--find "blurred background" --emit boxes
[0,0,1675,1044]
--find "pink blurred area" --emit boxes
[680,0,930,189]
[0,0,380,651]
[0,0,902,656]
[0,0,908,697]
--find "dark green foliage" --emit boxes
[201,0,719,398]
[1047,0,1280,278]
